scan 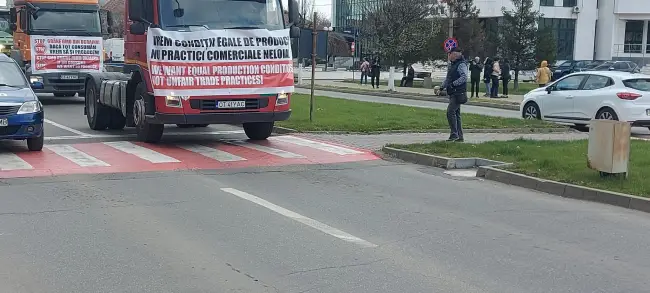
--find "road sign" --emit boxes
[443,37,458,53]
[351,41,355,52]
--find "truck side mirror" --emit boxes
[9,8,16,24]
[105,10,114,34]
[128,0,145,22]
[289,26,299,38]
[288,0,299,24]
[130,22,146,35]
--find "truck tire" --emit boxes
[27,130,44,151]
[243,122,274,140]
[108,109,126,130]
[85,80,110,130]
[134,81,164,143]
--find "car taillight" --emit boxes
[617,92,642,100]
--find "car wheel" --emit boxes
[596,108,619,121]
[522,102,541,120]
[27,130,44,151]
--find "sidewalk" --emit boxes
[312,80,525,104]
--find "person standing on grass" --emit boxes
[469,56,482,98]
[359,58,370,85]
[441,47,468,142]
[490,57,501,98]
[536,60,552,87]
[483,57,493,97]
[501,59,511,98]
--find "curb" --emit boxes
[296,85,521,111]
[381,146,650,214]
[272,126,572,135]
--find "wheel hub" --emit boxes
[134,99,145,126]
[87,88,95,117]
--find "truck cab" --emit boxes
[82,0,300,143]
[8,0,103,97]
[0,9,13,55]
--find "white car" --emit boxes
[520,71,650,130]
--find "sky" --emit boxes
[282,0,332,20]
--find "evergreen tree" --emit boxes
[432,0,486,61]
[535,26,557,66]
[500,0,541,90]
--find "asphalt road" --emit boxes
[1,93,650,292]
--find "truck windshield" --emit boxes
[30,10,101,33]
[159,0,285,31]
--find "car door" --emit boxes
[541,74,588,119]
[571,74,614,120]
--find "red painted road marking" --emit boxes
[0,135,379,178]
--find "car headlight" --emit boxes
[165,96,183,108]
[276,93,289,106]
[30,76,43,83]
[17,101,42,114]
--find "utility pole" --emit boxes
[309,11,317,122]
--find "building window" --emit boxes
[563,0,577,7]
[540,18,576,60]
[624,20,644,53]
[541,0,554,6]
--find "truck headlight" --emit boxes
[30,76,43,84]
[276,93,289,106]
[165,96,182,108]
[17,101,42,114]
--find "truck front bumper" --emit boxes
[146,110,292,124]
[26,72,87,94]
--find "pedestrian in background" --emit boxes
[536,60,552,87]
[501,59,511,98]
[441,47,468,142]
[400,63,415,87]
[370,56,381,88]
[490,57,501,98]
[469,56,482,98]
[483,57,492,97]
[359,58,370,85]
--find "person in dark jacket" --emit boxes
[482,57,492,97]
[370,56,381,88]
[469,56,482,98]
[441,47,468,142]
[400,63,415,87]
[501,59,511,98]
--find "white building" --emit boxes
[475,0,650,64]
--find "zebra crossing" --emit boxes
[0,135,378,178]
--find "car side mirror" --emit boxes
[546,87,552,94]
[130,22,146,35]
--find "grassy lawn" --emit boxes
[278,94,556,132]
[341,79,538,96]
[388,139,650,197]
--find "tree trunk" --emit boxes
[514,69,520,91]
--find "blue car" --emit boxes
[0,54,44,151]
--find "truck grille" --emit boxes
[0,105,20,116]
[189,98,269,111]
[0,126,20,135]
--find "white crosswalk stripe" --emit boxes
[176,144,246,162]
[227,141,305,158]
[45,145,110,167]
[0,153,33,170]
[103,141,180,163]
[269,136,364,155]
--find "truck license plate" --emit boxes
[0,118,7,127]
[60,75,78,80]
[217,101,246,109]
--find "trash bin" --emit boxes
[587,119,631,178]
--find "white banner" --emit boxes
[146,28,294,97]
[30,35,103,74]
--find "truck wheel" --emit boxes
[54,93,75,97]
[243,122,274,140]
[108,109,126,130]
[27,131,44,151]
[134,82,164,143]
[85,80,110,130]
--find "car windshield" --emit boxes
[584,61,604,68]
[0,62,29,88]
[557,61,573,68]
[30,10,101,34]
[159,0,284,31]
[593,62,615,70]
[623,78,650,91]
